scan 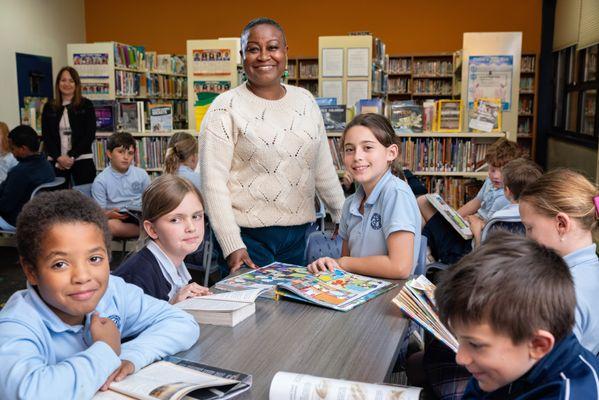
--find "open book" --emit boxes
[269,372,423,400]
[392,275,459,352]
[175,288,266,327]
[425,193,473,240]
[215,262,394,312]
[93,356,251,400]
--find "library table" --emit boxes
[179,273,407,399]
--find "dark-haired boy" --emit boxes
[92,132,149,238]
[0,125,54,231]
[436,232,599,399]
[0,190,199,399]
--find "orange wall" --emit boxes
[85,0,542,56]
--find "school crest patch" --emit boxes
[107,314,121,329]
[370,213,382,230]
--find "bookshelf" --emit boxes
[67,42,188,131]
[287,57,319,96]
[518,53,537,157]
[317,34,387,108]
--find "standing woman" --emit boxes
[42,66,97,186]
[199,17,345,273]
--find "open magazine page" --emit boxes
[107,361,239,400]
[269,372,422,400]
[393,277,459,352]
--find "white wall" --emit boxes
[0,0,86,128]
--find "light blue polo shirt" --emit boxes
[92,164,150,210]
[177,165,201,192]
[0,276,199,400]
[564,244,599,355]
[475,177,510,221]
[339,169,422,272]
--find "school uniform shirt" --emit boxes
[462,334,599,399]
[475,178,510,221]
[339,169,422,271]
[92,164,150,210]
[0,275,199,400]
[177,165,201,191]
[147,241,192,300]
[564,244,599,355]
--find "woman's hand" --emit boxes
[57,155,74,169]
[226,248,258,273]
[307,257,340,274]
[170,282,212,304]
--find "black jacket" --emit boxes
[41,97,96,160]
[0,154,55,226]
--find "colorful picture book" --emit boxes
[148,103,173,132]
[425,193,472,239]
[93,101,116,132]
[92,356,251,400]
[270,372,422,399]
[215,262,395,312]
[392,275,459,352]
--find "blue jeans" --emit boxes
[241,223,310,267]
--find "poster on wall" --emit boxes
[467,55,513,111]
[72,53,110,78]
[192,49,231,76]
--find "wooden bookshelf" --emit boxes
[287,57,318,96]
[517,53,537,157]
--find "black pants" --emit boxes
[54,158,96,187]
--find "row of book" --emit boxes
[412,79,452,95]
[517,118,532,134]
[420,176,482,209]
[413,60,452,76]
[372,65,387,94]
[518,98,534,114]
[520,77,534,92]
[388,77,410,94]
[388,58,411,74]
[521,55,536,73]
[93,100,183,132]
[399,137,490,173]
[115,71,187,98]
[327,137,345,172]
[93,136,171,170]
[145,52,186,75]
[114,43,145,70]
[298,61,318,79]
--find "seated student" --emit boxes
[469,157,542,246]
[114,175,211,303]
[418,138,521,264]
[0,190,199,399]
[307,113,421,279]
[163,132,201,191]
[92,131,150,238]
[435,232,599,399]
[0,122,18,184]
[0,125,54,231]
[519,168,599,355]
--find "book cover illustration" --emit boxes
[216,262,394,312]
[119,102,139,132]
[388,101,423,133]
[319,105,346,131]
[149,103,173,132]
[425,193,472,239]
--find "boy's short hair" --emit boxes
[107,132,136,152]
[484,138,522,168]
[8,125,40,152]
[436,231,575,344]
[501,158,543,200]
[16,190,111,267]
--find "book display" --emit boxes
[67,42,188,131]
[215,262,395,312]
[518,53,537,156]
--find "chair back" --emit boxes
[30,177,66,199]
[412,235,428,277]
[305,230,342,264]
[72,183,93,198]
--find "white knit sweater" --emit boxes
[199,83,345,257]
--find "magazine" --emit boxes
[215,262,395,312]
[392,275,459,352]
[469,98,502,132]
[149,103,173,132]
[425,193,472,240]
[319,105,346,131]
[92,356,251,400]
[269,372,423,400]
[175,288,267,327]
[388,101,423,133]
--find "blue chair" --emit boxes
[412,235,428,277]
[304,230,343,264]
